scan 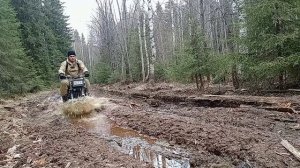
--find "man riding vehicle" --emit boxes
[58,50,90,102]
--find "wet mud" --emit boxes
[97,83,300,167]
[1,83,300,168]
[0,92,150,168]
[72,114,190,168]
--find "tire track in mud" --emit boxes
[1,87,300,168]
[0,91,151,168]
[99,87,300,167]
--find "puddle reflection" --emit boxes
[72,114,190,168]
[123,141,190,168]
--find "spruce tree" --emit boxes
[242,0,300,88]
[43,0,72,62]
[11,0,52,83]
[11,0,72,84]
[0,0,36,96]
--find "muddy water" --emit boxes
[72,114,190,168]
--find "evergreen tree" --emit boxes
[11,0,72,84]
[72,30,82,57]
[0,0,36,96]
[242,0,300,88]
[43,0,72,61]
[11,0,52,83]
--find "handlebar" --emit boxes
[60,73,88,80]
[66,74,84,79]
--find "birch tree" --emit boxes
[170,0,176,57]
[143,0,150,81]
[86,0,300,89]
[147,0,157,82]
[138,1,146,82]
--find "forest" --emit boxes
[1,0,300,97]
[1,1,300,167]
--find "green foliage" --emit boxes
[43,0,72,56]
[108,70,122,84]
[128,29,143,82]
[0,0,71,97]
[240,57,277,88]
[166,27,218,84]
[92,63,111,84]
[209,53,237,84]
[92,63,123,84]
[241,53,300,88]
[284,54,300,80]
[0,0,38,96]
[241,0,300,88]
[11,0,71,86]
[189,25,210,76]
[244,0,300,57]
[166,48,197,83]
[166,49,237,84]
[154,63,167,81]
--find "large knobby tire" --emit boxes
[74,90,80,99]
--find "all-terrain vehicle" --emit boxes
[64,75,88,102]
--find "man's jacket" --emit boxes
[58,59,88,77]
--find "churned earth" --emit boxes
[1,83,300,168]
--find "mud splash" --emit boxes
[72,114,190,168]
[62,96,103,117]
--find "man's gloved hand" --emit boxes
[84,71,90,77]
[59,73,66,79]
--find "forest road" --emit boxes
[1,84,300,168]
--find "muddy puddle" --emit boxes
[71,114,190,168]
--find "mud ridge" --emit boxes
[0,91,151,168]
[97,85,300,167]
[101,88,298,110]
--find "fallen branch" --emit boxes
[129,103,140,109]
[65,162,71,168]
[275,152,290,156]
[263,107,296,113]
[281,139,300,162]
[3,106,15,112]
[289,124,300,130]
[273,118,298,123]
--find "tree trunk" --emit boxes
[275,2,283,89]
[123,0,132,82]
[115,0,125,81]
[116,0,132,83]
[179,2,184,49]
[171,0,176,58]
[142,0,150,81]
[195,74,199,90]
[232,64,239,89]
[199,0,205,89]
[147,0,156,83]
[138,2,145,82]
[222,0,240,89]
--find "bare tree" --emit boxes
[170,0,176,57]
[138,0,146,82]
[86,0,243,87]
[115,0,132,82]
[143,0,150,81]
[147,0,157,83]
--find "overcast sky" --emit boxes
[61,0,97,38]
[61,0,166,38]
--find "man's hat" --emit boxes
[67,50,76,57]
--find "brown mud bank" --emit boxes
[0,92,150,168]
[96,83,300,167]
[1,83,300,168]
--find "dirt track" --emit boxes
[1,83,300,168]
